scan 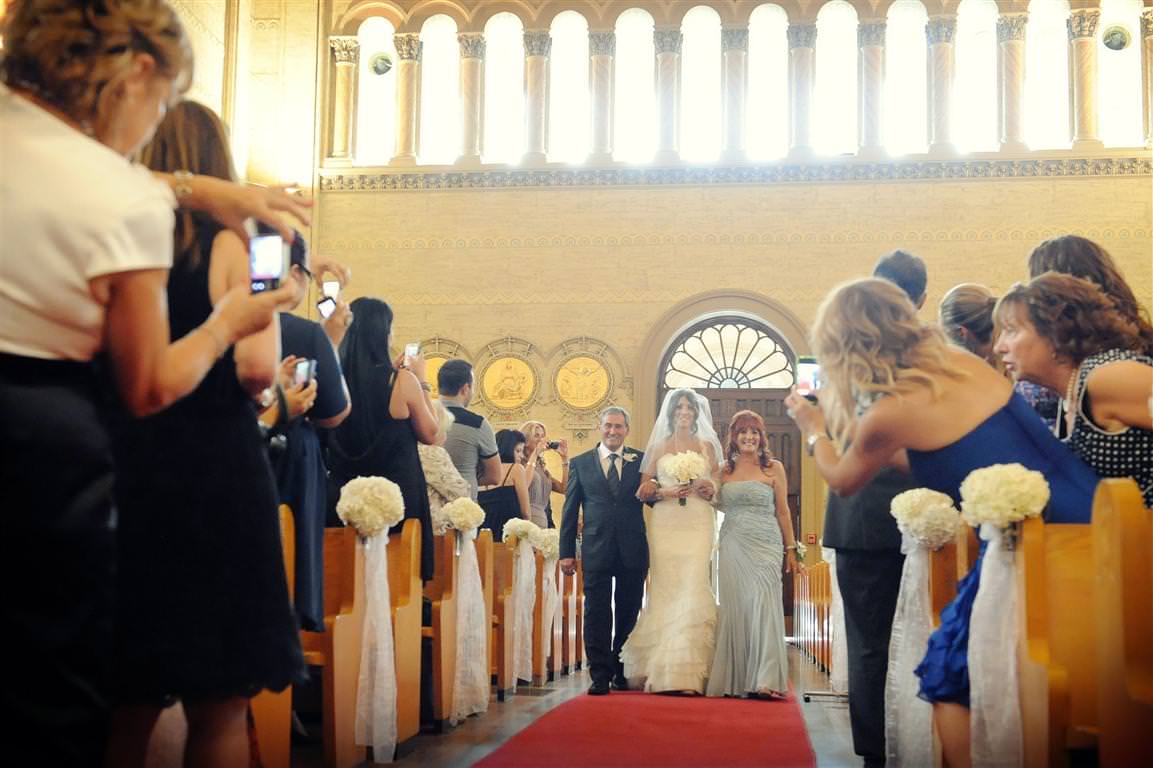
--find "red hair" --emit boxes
[724,410,772,474]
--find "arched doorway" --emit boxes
[657,315,803,627]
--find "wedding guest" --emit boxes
[439,359,502,499]
[419,399,471,523]
[0,4,295,763]
[478,429,532,540]
[329,298,438,581]
[873,249,927,309]
[708,410,799,699]
[785,278,1098,768]
[110,101,305,766]
[939,283,998,365]
[520,420,570,528]
[995,273,1153,504]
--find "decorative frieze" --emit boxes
[997,13,1028,43]
[787,24,817,50]
[589,31,616,57]
[926,16,957,45]
[394,33,422,61]
[858,22,886,48]
[524,31,552,57]
[458,32,486,60]
[721,27,749,52]
[653,29,683,55]
[1067,9,1100,40]
[329,36,359,64]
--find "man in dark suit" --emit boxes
[559,406,647,696]
[825,249,926,767]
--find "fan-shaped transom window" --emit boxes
[662,318,794,390]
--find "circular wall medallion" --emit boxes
[1101,26,1130,51]
[481,356,536,411]
[370,51,393,75]
[424,355,449,399]
[555,355,611,411]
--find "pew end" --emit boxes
[251,505,296,768]
[388,519,423,745]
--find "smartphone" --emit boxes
[796,355,821,403]
[293,358,317,388]
[546,441,561,450]
[249,233,285,293]
[322,280,341,299]
[317,296,337,319]
[404,342,421,358]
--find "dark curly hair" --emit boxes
[723,410,772,475]
[996,272,1148,365]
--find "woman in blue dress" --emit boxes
[784,278,1098,768]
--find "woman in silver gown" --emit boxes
[707,410,801,698]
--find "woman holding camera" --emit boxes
[520,420,569,528]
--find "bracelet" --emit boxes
[419,382,432,392]
[198,322,228,358]
[786,545,797,551]
[172,170,194,201]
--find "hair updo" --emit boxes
[939,283,998,360]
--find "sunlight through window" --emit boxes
[1097,0,1142,147]
[419,14,460,165]
[814,1,858,156]
[614,8,656,163]
[883,1,928,155]
[483,12,525,164]
[1024,0,1071,149]
[355,17,396,165]
[746,4,789,161]
[954,0,999,152]
[679,5,722,162]
[548,11,591,163]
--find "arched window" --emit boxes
[954,0,999,152]
[661,319,795,390]
[614,8,656,163]
[1024,0,1071,149]
[814,1,858,155]
[355,17,396,165]
[483,12,525,164]
[679,5,722,162]
[747,4,789,161]
[548,11,590,163]
[884,1,927,155]
[419,14,460,165]
[1097,0,1142,147]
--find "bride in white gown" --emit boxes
[620,388,722,694]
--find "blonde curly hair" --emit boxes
[813,278,965,447]
[1,0,193,122]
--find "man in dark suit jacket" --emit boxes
[559,406,647,696]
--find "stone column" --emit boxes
[328,36,359,161]
[589,30,615,162]
[858,21,886,159]
[1143,9,1153,147]
[997,13,1028,153]
[787,23,817,159]
[654,28,682,163]
[721,26,749,162]
[926,15,956,155]
[523,30,551,163]
[457,33,485,165]
[391,33,421,166]
[1068,9,1102,149]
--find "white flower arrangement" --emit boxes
[442,497,485,533]
[503,518,541,547]
[889,488,962,550]
[529,528,560,560]
[664,450,710,506]
[794,540,807,559]
[960,463,1050,529]
[336,476,405,538]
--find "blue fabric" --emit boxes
[908,392,1098,704]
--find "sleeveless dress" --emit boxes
[707,480,789,697]
[908,392,1099,705]
[620,452,717,693]
[113,244,306,702]
[526,462,553,528]
[478,465,520,541]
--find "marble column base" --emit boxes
[927,142,957,157]
[999,140,1028,154]
[856,145,886,161]
[389,154,417,167]
[653,149,680,164]
[787,146,814,161]
[720,148,747,163]
[1071,138,1105,151]
[586,151,615,164]
[522,151,547,165]
[455,154,482,167]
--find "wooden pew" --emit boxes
[251,505,296,768]
[1092,479,1153,766]
[421,532,458,731]
[300,526,365,768]
[388,519,422,744]
[491,541,516,701]
[928,537,959,625]
[792,559,832,670]
[549,563,564,682]
[1018,517,1098,766]
[475,530,495,688]
[531,550,551,687]
[560,568,577,675]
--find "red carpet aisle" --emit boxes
[475,690,816,767]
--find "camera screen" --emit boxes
[404,342,420,357]
[249,235,284,280]
[317,297,336,319]
[796,360,821,395]
[323,280,341,298]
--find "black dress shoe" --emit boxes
[588,679,611,696]
[611,674,629,691]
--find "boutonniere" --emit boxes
[621,453,638,463]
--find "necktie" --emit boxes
[607,453,621,497]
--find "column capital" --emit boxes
[589,30,616,56]
[926,16,957,45]
[787,23,817,50]
[858,21,886,48]
[394,33,422,61]
[458,32,486,60]
[1140,8,1152,39]
[524,30,552,57]
[329,35,360,64]
[721,27,749,52]
[654,28,683,54]
[997,13,1028,43]
[1067,9,1100,40]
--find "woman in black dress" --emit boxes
[328,298,439,580]
[478,429,532,540]
[110,102,305,766]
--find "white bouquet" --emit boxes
[337,476,405,538]
[442,497,485,533]
[529,528,560,560]
[503,518,541,547]
[664,450,710,506]
[960,463,1050,529]
[889,488,962,550]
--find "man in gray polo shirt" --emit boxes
[438,359,501,499]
